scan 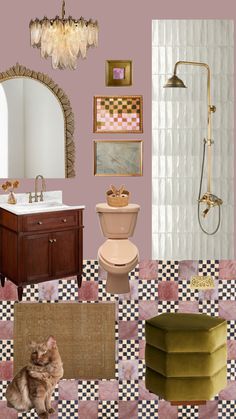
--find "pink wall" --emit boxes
[0,0,235,259]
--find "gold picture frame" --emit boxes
[93,140,143,177]
[106,60,132,86]
[93,95,143,133]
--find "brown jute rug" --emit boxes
[14,302,115,379]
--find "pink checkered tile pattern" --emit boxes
[0,259,235,418]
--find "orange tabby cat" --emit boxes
[6,336,63,418]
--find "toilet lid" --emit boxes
[99,239,138,265]
[96,203,140,213]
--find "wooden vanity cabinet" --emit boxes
[0,208,84,301]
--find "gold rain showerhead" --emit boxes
[163,60,223,235]
[163,74,187,88]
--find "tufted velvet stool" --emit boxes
[145,313,227,404]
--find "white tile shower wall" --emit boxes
[152,20,234,259]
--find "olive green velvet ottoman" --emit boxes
[145,313,227,402]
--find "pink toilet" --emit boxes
[96,203,140,294]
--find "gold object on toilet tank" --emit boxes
[106,185,130,207]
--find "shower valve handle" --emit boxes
[209,105,216,113]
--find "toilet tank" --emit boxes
[96,203,140,239]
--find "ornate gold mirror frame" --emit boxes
[0,63,75,177]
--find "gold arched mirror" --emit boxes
[0,63,75,178]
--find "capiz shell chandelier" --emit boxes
[29,0,99,70]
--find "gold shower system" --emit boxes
[164,61,223,235]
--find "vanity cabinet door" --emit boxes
[51,229,78,277]
[21,233,51,283]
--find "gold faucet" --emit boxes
[35,175,46,202]
[28,175,46,203]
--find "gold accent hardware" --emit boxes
[164,61,215,193]
[63,219,67,223]
[34,175,46,203]
[163,74,187,88]
[164,60,223,235]
[49,239,54,243]
[204,139,214,146]
[53,239,57,243]
[190,276,215,290]
[37,221,43,225]
[27,192,33,203]
[198,192,223,218]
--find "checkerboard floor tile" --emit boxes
[129,265,139,281]
[118,380,139,401]
[118,340,139,360]
[58,400,78,417]
[227,360,236,381]
[138,359,146,380]
[199,260,219,277]
[83,260,99,281]
[22,283,39,301]
[227,320,236,340]
[58,278,77,301]
[78,380,99,400]
[118,301,139,321]
[0,301,15,321]
[51,384,59,401]
[158,260,179,281]
[0,340,13,361]
[157,300,179,314]
[115,321,119,339]
[218,280,236,300]
[178,279,199,301]
[138,320,146,340]
[115,359,119,380]
[0,258,235,419]
[138,400,158,418]
[98,401,119,418]
[138,279,157,300]
[218,400,236,418]
[198,300,219,316]
[178,405,199,418]
[98,280,119,302]
[0,381,9,400]
[18,410,38,418]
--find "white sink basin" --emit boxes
[8,201,69,214]
[0,191,85,215]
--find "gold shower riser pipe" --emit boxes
[174,61,216,194]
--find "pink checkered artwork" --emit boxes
[94,96,143,133]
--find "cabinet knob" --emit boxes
[53,239,57,243]
[62,219,67,223]
[38,221,43,225]
[49,239,53,243]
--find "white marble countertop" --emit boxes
[0,191,85,215]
